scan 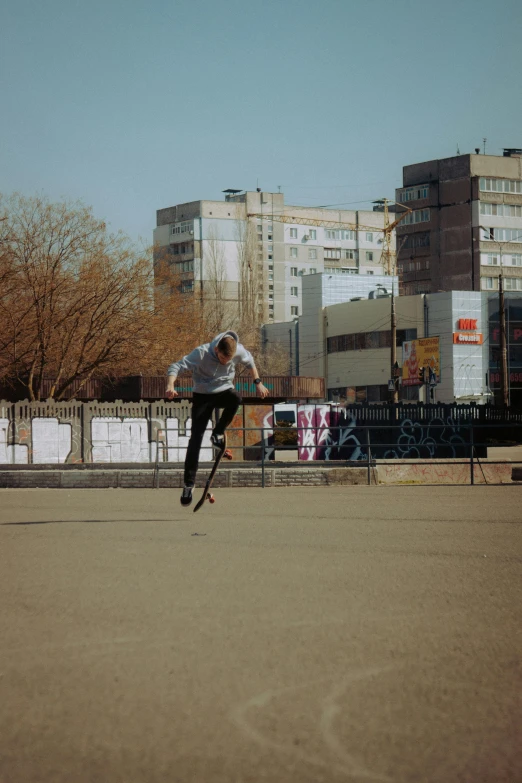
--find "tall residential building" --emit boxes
[154,190,395,325]
[396,149,522,296]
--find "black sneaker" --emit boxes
[180,485,193,506]
[210,432,225,449]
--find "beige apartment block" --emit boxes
[154,190,395,325]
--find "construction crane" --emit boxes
[248,198,412,276]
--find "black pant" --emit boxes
[184,389,241,486]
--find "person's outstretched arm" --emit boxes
[249,364,269,399]
[165,347,201,399]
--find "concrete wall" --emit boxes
[325,295,424,392]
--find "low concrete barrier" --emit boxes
[0,460,517,488]
[376,459,515,485]
[0,463,374,489]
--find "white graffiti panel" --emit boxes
[166,418,212,462]
[91,417,149,462]
[0,419,29,464]
[32,418,72,463]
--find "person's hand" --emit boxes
[256,383,269,399]
[165,388,178,399]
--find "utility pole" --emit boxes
[390,291,399,404]
[294,319,300,376]
[499,270,509,406]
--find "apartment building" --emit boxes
[396,149,522,296]
[154,190,395,324]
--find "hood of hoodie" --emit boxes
[209,330,240,358]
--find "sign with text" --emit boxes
[457,318,478,330]
[402,337,440,386]
[453,332,484,344]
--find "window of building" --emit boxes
[290,228,298,238]
[366,270,374,275]
[180,280,194,293]
[398,185,429,202]
[510,254,522,266]
[268,234,273,240]
[268,264,274,271]
[325,248,341,259]
[401,232,430,249]
[482,254,500,266]
[325,230,340,240]
[291,286,298,296]
[268,244,273,251]
[366,252,374,261]
[269,284,274,291]
[290,247,298,258]
[480,202,522,217]
[341,230,356,240]
[327,328,417,354]
[268,254,273,260]
[399,209,430,226]
[290,267,298,276]
[268,273,273,281]
[481,277,499,290]
[310,268,317,274]
[171,220,193,235]
[257,233,263,241]
[482,227,522,242]
[291,306,299,316]
[308,248,317,259]
[344,249,355,260]
[480,177,522,194]
[504,277,522,290]
[366,232,373,242]
[309,229,317,239]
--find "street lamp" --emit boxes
[479,226,522,406]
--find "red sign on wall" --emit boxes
[458,318,478,330]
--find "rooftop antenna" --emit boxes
[457,143,461,155]
[483,137,487,155]
[277,185,281,193]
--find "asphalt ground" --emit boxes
[1,486,521,783]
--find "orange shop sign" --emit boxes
[457,318,478,330]
[453,332,483,344]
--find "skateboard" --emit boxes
[193,434,232,512]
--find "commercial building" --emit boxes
[154,190,395,325]
[263,273,522,406]
[396,149,522,296]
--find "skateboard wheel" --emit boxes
[208,494,215,503]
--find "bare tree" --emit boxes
[201,225,230,336]
[0,194,199,400]
[234,207,265,346]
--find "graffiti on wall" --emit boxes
[296,406,470,461]
[298,406,365,461]
[0,400,478,464]
[381,416,467,459]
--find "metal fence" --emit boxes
[152,423,522,488]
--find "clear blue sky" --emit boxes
[2,0,521,243]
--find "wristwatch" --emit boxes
[253,378,262,385]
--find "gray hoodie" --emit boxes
[166,331,254,394]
